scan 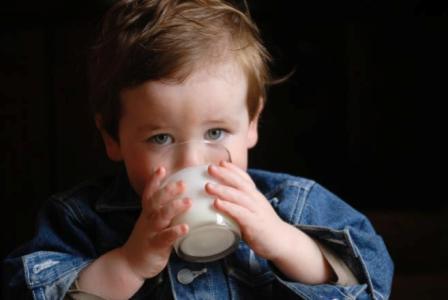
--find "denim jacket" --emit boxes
[2,168,393,299]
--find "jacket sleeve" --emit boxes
[272,181,394,300]
[2,197,95,300]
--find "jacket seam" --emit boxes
[343,228,377,300]
[22,252,91,288]
[54,198,88,229]
[295,181,316,224]
[262,178,315,225]
[263,178,315,199]
[350,283,369,298]
[373,289,385,300]
[333,284,350,299]
[32,287,45,300]
[279,280,311,300]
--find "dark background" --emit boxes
[1,1,447,298]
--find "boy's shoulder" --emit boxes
[248,168,317,197]
[49,168,139,214]
[249,169,362,228]
[52,175,114,202]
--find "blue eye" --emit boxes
[149,134,173,145]
[205,128,225,141]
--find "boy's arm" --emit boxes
[2,197,95,300]
[76,167,190,300]
[208,163,393,299]
[2,168,189,300]
[272,182,394,299]
[207,162,339,285]
[266,221,336,284]
[75,248,144,300]
[268,223,358,285]
[316,240,359,285]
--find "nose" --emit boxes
[161,141,231,175]
[173,142,206,171]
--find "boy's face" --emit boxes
[98,60,260,195]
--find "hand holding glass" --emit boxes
[158,141,241,262]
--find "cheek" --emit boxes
[121,149,156,196]
[233,153,248,170]
[124,160,152,196]
[226,144,249,171]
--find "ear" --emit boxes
[247,98,264,149]
[95,115,123,161]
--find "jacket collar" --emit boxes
[95,166,141,212]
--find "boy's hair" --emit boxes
[89,0,271,140]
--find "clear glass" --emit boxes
[154,140,233,177]
[159,141,241,262]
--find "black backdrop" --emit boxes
[1,1,447,298]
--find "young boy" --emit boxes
[2,0,393,299]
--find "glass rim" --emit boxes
[155,140,233,163]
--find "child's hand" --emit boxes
[206,162,334,284]
[205,161,290,261]
[119,167,192,279]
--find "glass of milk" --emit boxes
[159,141,241,262]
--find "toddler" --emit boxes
[3,1,393,299]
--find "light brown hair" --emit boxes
[89,0,271,140]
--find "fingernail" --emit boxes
[154,166,163,175]
[177,180,185,187]
[207,182,217,189]
[181,224,189,234]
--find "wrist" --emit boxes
[267,224,334,284]
[267,222,298,263]
[77,248,145,300]
[116,246,147,282]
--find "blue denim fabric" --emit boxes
[2,168,393,299]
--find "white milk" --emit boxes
[162,165,240,262]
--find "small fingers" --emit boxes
[142,167,167,209]
[205,183,255,213]
[151,224,189,248]
[152,198,192,230]
[148,180,186,212]
[221,161,254,184]
[213,198,251,229]
[208,162,255,192]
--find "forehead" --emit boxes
[120,60,249,123]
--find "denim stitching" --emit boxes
[350,284,369,298]
[373,289,385,300]
[32,287,45,300]
[23,252,91,287]
[343,228,377,300]
[261,179,315,226]
[55,198,85,227]
[167,263,179,300]
[280,280,312,300]
[22,255,31,287]
[333,284,350,299]
[293,181,315,224]
[32,259,60,274]
[263,179,315,200]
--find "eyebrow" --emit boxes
[137,124,165,133]
[205,119,229,125]
[205,117,241,127]
[206,113,242,124]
